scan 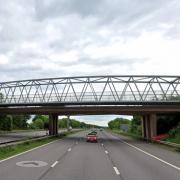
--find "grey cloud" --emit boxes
[1,0,180,126]
[0,64,41,73]
[33,0,180,42]
[34,0,166,22]
[76,57,147,67]
[35,0,103,20]
[0,0,180,83]
[0,63,67,82]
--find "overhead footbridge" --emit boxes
[1,75,180,138]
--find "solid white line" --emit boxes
[0,139,61,164]
[113,167,120,175]
[119,137,180,171]
[51,161,58,168]
[105,150,108,154]
[68,148,71,152]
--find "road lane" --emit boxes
[0,129,68,144]
[0,132,83,180]
[41,131,121,180]
[105,131,180,168]
[101,131,180,180]
[0,130,180,180]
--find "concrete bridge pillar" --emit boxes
[49,114,58,136]
[141,114,157,140]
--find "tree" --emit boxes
[58,117,98,129]
[130,116,142,135]
[0,93,9,130]
[12,115,30,129]
[108,118,130,129]
[30,115,48,129]
[157,114,180,134]
[0,115,13,131]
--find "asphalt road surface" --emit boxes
[0,129,67,144]
[0,130,180,180]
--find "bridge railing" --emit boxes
[1,75,180,106]
[1,91,180,105]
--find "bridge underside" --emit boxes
[1,105,180,139]
[0,105,180,115]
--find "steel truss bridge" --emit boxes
[0,75,180,107]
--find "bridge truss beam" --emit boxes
[1,75,180,106]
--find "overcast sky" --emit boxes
[0,0,180,126]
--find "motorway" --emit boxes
[0,129,68,144]
[0,130,180,180]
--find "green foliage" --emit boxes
[0,136,60,160]
[108,118,130,129]
[58,118,68,128]
[0,115,13,131]
[30,115,48,129]
[0,93,36,130]
[169,123,180,140]
[0,114,30,131]
[0,92,3,102]
[157,114,180,134]
[130,116,142,136]
[32,115,48,122]
[58,118,99,129]
[129,116,142,136]
[30,116,95,130]
[11,115,30,129]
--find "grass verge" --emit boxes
[164,137,180,144]
[109,129,180,153]
[110,129,142,139]
[0,130,80,160]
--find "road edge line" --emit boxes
[120,138,180,171]
[0,139,61,163]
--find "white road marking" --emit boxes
[0,139,61,163]
[105,150,109,154]
[76,142,78,145]
[51,161,58,168]
[101,143,104,146]
[111,134,180,171]
[68,148,72,152]
[113,167,120,175]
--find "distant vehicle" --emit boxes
[99,128,103,131]
[86,133,98,142]
[89,131,97,135]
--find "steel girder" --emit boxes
[0,75,180,106]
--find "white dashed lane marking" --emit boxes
[105,150,109,154]
[113,167,120,175]
[51,161,58,168]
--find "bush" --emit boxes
[169,128,176,138]
[0,115,13,131]
[129,116,142,136]
[168,123,180,140]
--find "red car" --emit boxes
[151,134,169,141]
[86,133,98,142]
